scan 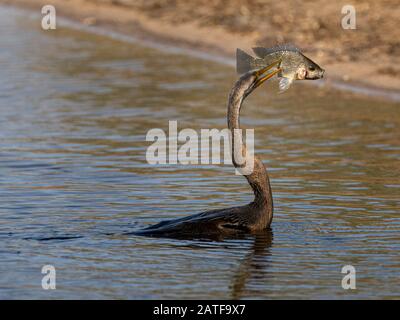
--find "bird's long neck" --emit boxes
[227,74,273,221]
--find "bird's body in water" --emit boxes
[136,47,324,239]
[237,45,325,92]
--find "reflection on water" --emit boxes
[0,6,399,299]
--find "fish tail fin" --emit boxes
[236,48,256,74]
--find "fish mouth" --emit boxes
[305,69,325,80]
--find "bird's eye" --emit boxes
[309,66,316,71]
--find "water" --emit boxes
[1,6,399,299]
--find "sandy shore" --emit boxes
[2,0,399,101]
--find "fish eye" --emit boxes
[309,65,316,71]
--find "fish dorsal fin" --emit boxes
[252,44,300,58]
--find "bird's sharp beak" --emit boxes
[253,59,282,89]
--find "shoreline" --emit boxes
[2,0,400,102]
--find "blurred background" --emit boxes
[4,0,400,92]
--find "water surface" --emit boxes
[0,6,399,299]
